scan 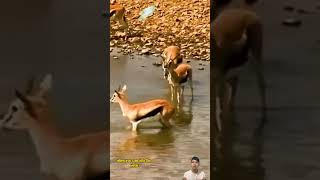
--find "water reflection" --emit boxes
[110,55,210,179]
[213,118,265,180]
[172,95,193,127]
[116,128,175,154]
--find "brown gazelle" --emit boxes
[110,85,175,131]
[212,0,266,132]
[0,74,108,180]
[110,2,129,32]
[161,46,183,79]
[164,59,193,105]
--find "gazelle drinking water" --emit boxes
[0,74,109,180]
[212,0,266,132]
[110,85,175,131]
[163,58,193,105]
[161,46,183,80]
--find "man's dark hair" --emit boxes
[191,156,200,163]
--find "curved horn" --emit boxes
[114,90,120,96]
[15,89,37,118]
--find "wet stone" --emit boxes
[282,18,302,27]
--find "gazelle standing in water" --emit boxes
[163,58,194,105]
[212,0,266,132]
[110,85,175,131]
[0,74,109,180]
[161,46,183,80]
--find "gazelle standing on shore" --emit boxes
[163,58,194,105]
[0,74,109,180]
[109,1,129,32]
[212,0,266,132]
[161,46,183,80]
[110,85,175,131]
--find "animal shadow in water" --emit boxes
[117,128,175,153]
[213,122,265,180]
[169,91,193,127]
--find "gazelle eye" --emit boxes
[11,106,18,112]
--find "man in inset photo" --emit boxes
[183,156,206,180]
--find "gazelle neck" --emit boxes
[117,97,131,116]
[27,109,62,170]
[167,65,179,81]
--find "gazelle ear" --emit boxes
[34,74,52,98]
[121,85,127,92]
[15,89,37,118]
[15,90,29,105]
[114,90,120,97]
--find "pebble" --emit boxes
[282,18,302,27]
[152,62,162,67]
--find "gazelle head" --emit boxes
[163,58,175,69]
[110,0,117,5]
[163,57,183,69]
[110,85,128,103]
[0,74,53,130]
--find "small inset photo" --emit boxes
[183,156,207,180]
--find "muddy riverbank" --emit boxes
[109,0,210,61]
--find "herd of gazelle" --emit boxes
[110,0,267,134]
[110,45,194,132]
[109,1,194,132]
[0,0,266,179]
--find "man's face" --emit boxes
[191,160,199,170]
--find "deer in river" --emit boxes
[163,56,194,106]
[110,85,175,131]
[161,46,183,80]
[109,1,129,33]
[212,0,266,133]
[0,74,109,180]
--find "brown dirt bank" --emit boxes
[110,0,210,61]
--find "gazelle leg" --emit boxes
[212,67,225,133]
[177,87,181,105]
[160,111,173,128]
[216,96,222,132]
[170,85,174,102]
[131,121,141,131]
[220,78,232,122]
[220,80,233,123]
[181,86,185,97]
[247,21,267,127]
[163,68,169,80]
[227,76,238,112]
[189,79,194,100]
[181,86,185,104]
[162,66,166,79]
[159,118,167,128]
